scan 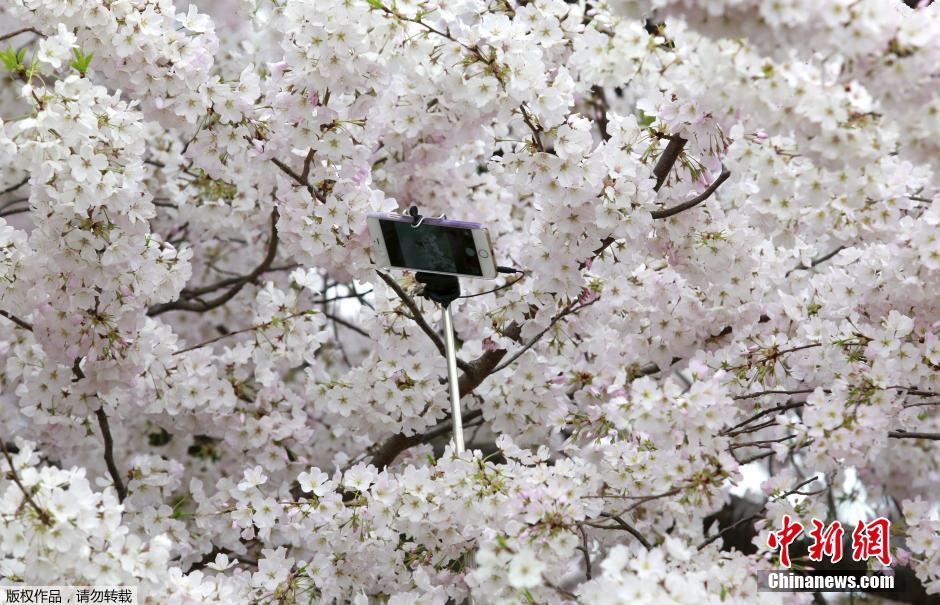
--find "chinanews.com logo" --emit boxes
[758,515,898,593]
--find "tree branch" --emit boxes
[369,346,511,468]
[0,28,42,43]
[652,135,687,192]
[0,438,52,526]
[785,245,847,277]
[491,297,599,373]
[94,408,127,502]
[0,309,33,331]
[888,430,940,441]
[649,166,731,220]
[321,311,369,338]
[593,512,652,549]
[577,524,593,579]
[587,150,729,264]
[698,476,820,551]
[272,156,324,202]
[590,86,609,142]
[0,176,29,196]
[149,209,279,316]
[71,361,127,503]
[173,309,314,356]
[375,271,473,375]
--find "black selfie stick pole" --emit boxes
[410,207,465,454]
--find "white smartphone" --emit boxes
[367,212,497,279]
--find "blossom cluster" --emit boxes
[0,0,937,602]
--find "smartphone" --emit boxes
[367,212,497,279]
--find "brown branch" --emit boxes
[95,408,127,502]
[652,135,687,192]
[649,166,731,220]
[271,158,305,186]
[71,361,127,503]
[370,346,511,468]
[299,149,316,182]
[0,28,42,43]
[721,401,806,436]
[491,297,599,373]
[321,311,369,338]
[0,309,32,331]
[785,245,847,277]
[732,389,815,400]
[0,204,29,218]
[0,439,52,526]
[173,309,314,356]
[577,524,593,579]
[888,430,940,440]
[697,476,820,550]
[0,176,29,196]
[590,86,609,141]
[519,104,544,152]
[375,271,472,375]
[594,512,652,549]
[149,209,279,315]
[585,153,728,265]
[272,156,324,202]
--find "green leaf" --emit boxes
[69,48,94,75]
[0,46,25,73]
[366,0,384,8]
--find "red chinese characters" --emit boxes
[767,516,892,568]
[767,514,804,568]
[852,517,892,566]
[808,519,844,562]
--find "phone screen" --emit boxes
[379,219,483,276]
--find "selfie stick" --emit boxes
[408,207,466,454]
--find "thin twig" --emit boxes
[95,408,127,502]
[71,361,127,503]
[577,524,593,579]
[650,166,731,220]
[458,273,526,299]
[0,310,32,331]
[173,310,315,356]
[733,389,815,400]
[0,439,52,526]
[587,160,729,264]
[321,311,369,338]
[0,176,29,196]
[0,28,42,43]
[375,271,473,374]
[785,246,847,277]
[491,298,598,373]
[150,209,279,315]
[623,486,684,512]
[697,476,821,550]
[888,431,940,441]
[722,401,806,436]
[272,157,324,202]
[596,512,652,549]
[653,135,687,191]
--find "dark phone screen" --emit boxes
[380,220,483,276]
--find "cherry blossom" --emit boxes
[0,0,938,602]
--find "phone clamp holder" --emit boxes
[408,205,425,228]
[415,271,460,309]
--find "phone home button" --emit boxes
[478,249,489,258]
